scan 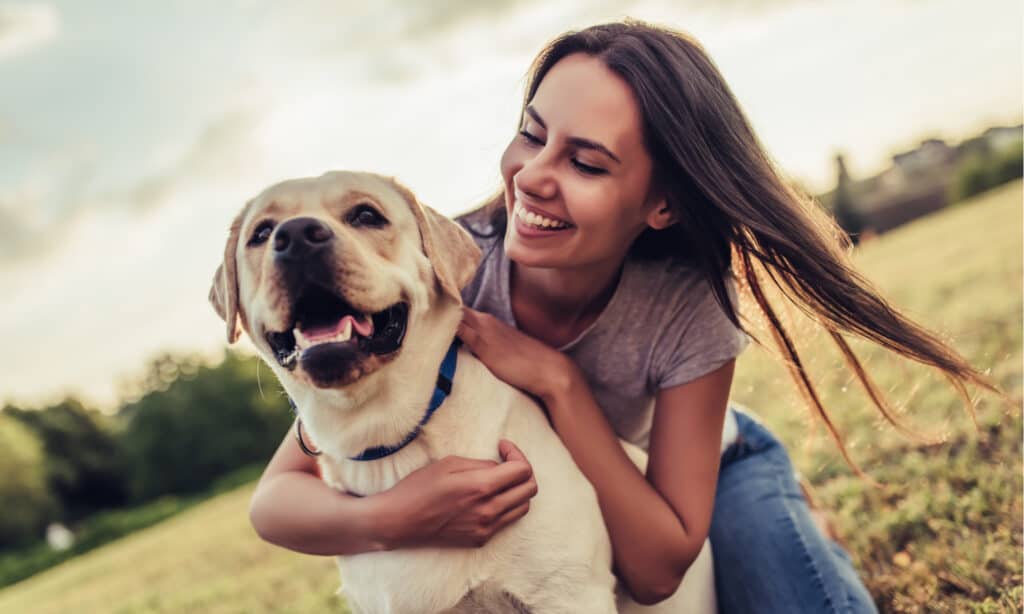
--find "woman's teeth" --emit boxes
[516,206,571,230]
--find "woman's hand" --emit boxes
[376,440,538,549]
[458,307,581,405]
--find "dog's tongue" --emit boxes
[303,315,374,340]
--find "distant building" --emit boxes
[820,124,1022,235]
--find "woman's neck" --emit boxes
[509,256,625,347]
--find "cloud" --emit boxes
[395,0,537,39]
[110,108,265,214]
[0,2,60,61]
[0,143,96,265]
[0,106,265,269]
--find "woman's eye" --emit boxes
[349,204,388,228]
[248,221,275,246]
[519,130,543,146]
[572,159,607,176]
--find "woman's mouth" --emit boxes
[514,204,574,234]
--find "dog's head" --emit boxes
[209,171,480,389]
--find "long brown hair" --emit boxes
[463,20,1000,473]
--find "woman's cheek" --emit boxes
[570,184,615,226]
[500,141,521,185]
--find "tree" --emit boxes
[0,415,56,547]
[119,351,293,502]
[6,400,127,521]
[831,153,865,244]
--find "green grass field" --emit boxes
[1,182,1019,614]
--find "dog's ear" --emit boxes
[209,209,245,343]
[391,179,481,303]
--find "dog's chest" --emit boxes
[442,584,533,613]
[337,547,491,614]
[318,446,433,496]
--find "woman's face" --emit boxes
[500,53,671,271]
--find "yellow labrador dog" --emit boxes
[209,171,715,613]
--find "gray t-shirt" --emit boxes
[459,218,749,451]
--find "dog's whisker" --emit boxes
[256,357,265,400]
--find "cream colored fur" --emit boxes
[210,170,716,613]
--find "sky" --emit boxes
[0,0,1020,410]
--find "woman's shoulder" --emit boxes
[619,256,748,389]
[625,256,720,304]
[620,255,743,337]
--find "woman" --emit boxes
[250,21,993,612]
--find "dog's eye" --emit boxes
[248,221,275,246]
[348,204,388,228]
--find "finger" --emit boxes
[481,473,538,517]
[441,455,498,473]
[456,322,479,349]
[498,439,528,463]
[459,457,533,497]
[489,501,531,535]
[460,306,483,325]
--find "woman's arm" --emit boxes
[249,422,539,555]
[459,308,732,604]
[545,362,733,604]
[249,423,387,555]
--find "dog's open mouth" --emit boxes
[265,284,408,371]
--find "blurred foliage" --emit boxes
[831,184,865,243]
[0,463,264,590]
[0,416,56,549]
[831,154,866,243]
[118,351,293,502]
[0,350,292,551]
[951,140,1023,202]
[4,399,126,522]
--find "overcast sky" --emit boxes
[0,0,1020,409]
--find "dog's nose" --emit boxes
[273,217,334,262]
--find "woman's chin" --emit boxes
[505,237,569,269]
[505,240,549,268]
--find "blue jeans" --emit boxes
[710,409,878,613]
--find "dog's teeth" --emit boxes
[334,319,353,342]
[293,318,354,350]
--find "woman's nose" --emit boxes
[515,150,558,201]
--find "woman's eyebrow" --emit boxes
[525,105,622,164]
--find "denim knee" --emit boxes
[711,408,878,614]
[720,407,784,469]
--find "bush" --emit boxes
[119,351,292,502]
[0,416,57,548]
[952,140,1023,201]
[5,400,127,521]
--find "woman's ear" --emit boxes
[646,199,676,230]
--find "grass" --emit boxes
[729,180,1022,612]
[0,464,266,591]
[0,181,1020,613]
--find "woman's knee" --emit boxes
[711,425,876,613]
